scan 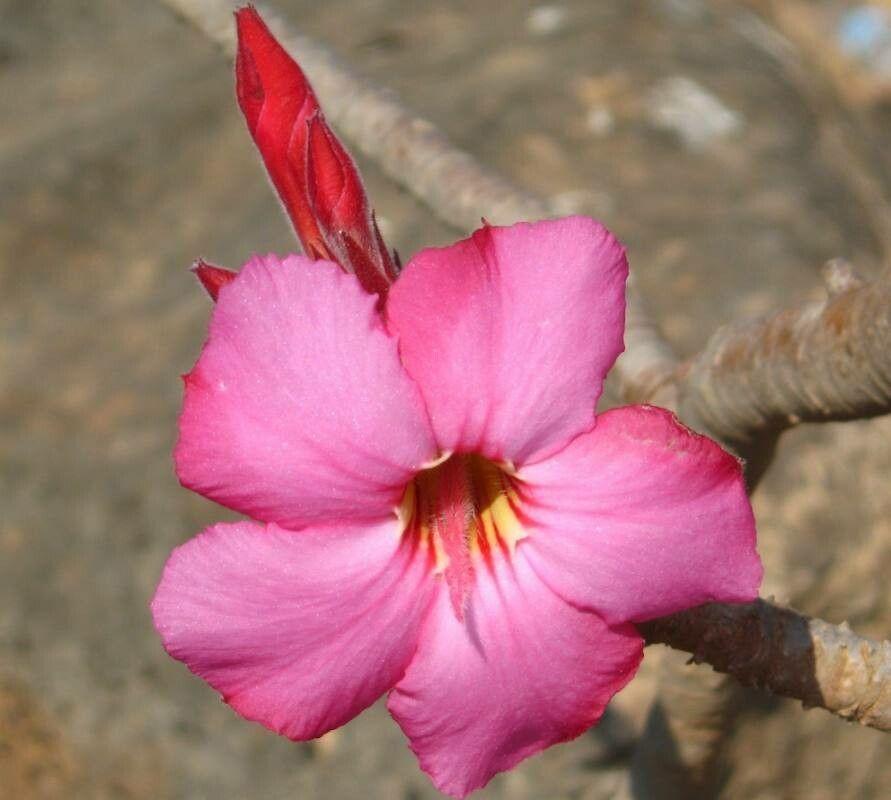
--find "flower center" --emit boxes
[400,454,525,618]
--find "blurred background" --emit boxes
[2,0,891,797]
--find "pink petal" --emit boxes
[176,254,437,528]
[151,519,438,740]
[520,405,763,625]
[387,547,643,798]
[386,217,628,466]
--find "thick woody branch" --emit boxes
[678,267,891,447]
[641,599,891,732]
[159,0,891,733]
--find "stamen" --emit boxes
[431,457,474,618]
[400,454,525,618]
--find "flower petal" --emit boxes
[387,547,642,798]
[520,405,762,625]
[386,217,628,466]
[151,519,437,740]
[176,254,437,528]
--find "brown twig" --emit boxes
[158,0,891,734]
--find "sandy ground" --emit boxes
[2,0,890,797]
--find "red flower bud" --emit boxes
[234,6,396,295]
[304,114,394,297]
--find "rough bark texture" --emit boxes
[678,269,891,449]
[641,600,891,732]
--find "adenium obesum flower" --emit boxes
[151,7,762,798]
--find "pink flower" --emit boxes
[151,9,761,798]
[152,219,762,797]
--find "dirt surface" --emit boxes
[2,0,890,797]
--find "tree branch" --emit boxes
[678,266,891,448]
[641,599,891,732]
[158,0,891,734]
